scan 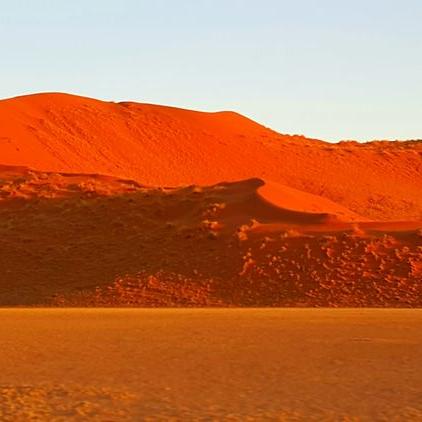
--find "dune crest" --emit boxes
[0,166,421,307]
[0,94,421,307]
[1,92,421,220]
[0,166,362,226]
[256,179,367,223]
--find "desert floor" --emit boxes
[1,308,422,420]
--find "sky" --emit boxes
[1,0,421,141]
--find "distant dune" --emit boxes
[1,93,422,221]
[0,93,421,306]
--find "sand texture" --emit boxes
[0,93,421,306]
[1,93,421,221]
[0,166,420,306]
[1,308,422,420]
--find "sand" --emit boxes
[1,92,421,221]
[0,93,421,306]
[1,93,420,420]
[0,166,421,306]
[1,308,422,420]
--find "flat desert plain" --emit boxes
[1,308,422,420]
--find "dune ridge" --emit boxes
[1,92,422,220]
[0,93,421,306]
[0,165,420,307]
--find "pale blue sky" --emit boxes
[1,0,421,141]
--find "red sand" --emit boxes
[0,93,421,306]
[2,309,422,419]
[1,92,421,220]
[0,166,420,306]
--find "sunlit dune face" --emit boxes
[0,93,421,307]
[0,92,421,221]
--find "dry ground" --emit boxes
[1,308,422,420]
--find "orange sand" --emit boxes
[0,93,421,306]
[0,166,420,306]
[1,308,422,420]
[1,93,421,220]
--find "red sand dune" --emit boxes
[0,93,421,306]
[1,92,422,220]
[0,166,420,306]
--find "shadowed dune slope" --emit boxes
[0,166,421,307]
[1,92,422,220]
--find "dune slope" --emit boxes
[0,93,421,306]
[0,166,420,306]
[1,92,422,220]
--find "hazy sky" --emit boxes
[1,0,421,141]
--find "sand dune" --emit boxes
[0,165,420,306]
[1,93,422,220]
[0,93,421,306]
